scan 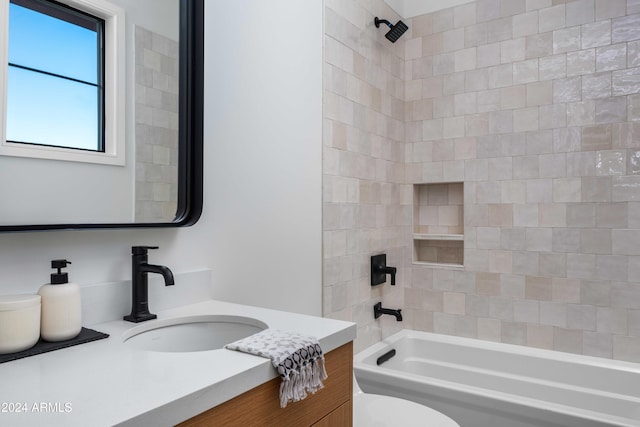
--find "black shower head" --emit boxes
[374,17,409,43]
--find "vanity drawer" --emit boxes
[178,341,353,427]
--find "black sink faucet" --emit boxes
[374,302,402,321]
[124,246,175,323]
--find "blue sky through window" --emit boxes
[6,1,101,151]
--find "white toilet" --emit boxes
[353,374,459,427]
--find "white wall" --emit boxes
[205,0,323,315]
[0,0,323,317]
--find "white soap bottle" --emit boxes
[38,260,81,342]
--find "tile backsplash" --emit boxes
[324,0,640,362]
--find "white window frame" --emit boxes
[0,0,125,166]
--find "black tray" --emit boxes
[0,327,109,363]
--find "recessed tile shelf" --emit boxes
[413,183,464,267]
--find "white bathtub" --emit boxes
[354,330,640,427]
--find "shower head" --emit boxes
[374,17,409,43]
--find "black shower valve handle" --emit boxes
[371,254,397,286]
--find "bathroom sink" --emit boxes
[122,315,267,352]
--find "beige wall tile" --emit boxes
[514,299,539,322]
[443,28,464,53]
[581,21,611,51]
[539,203,567,226]
[582,124,612,150]
[539,54,567,80]
[540,301,568,327]
[567,202,597,227]
[433,7,455,32]
[489,296,514,320]
[444,292,466,314]
[527,324,554,349]
[612,67,640,96]
[501,38,526,63]
[526,81,553,106]
[513,250,540,275]
[596,97,627,124]
[567,49,596,76]
[500,85,526,109]
[596,44,627,72]
[513,107,540,131]
[554,327,583,353]
[454,2,477,27]
[567,253,597,279]
[568,100,596,126]
[513,58,540,84]
[526,32,554,59]
[553,27,581,54]
[597,307,628,334]
[526,275,553,300]
[553,177,582,202]
[582,175,612,201]
[582,72,612,100]
[502,321,527,345]
[583,331,613,358]
[487,17,514,43]
[595,151,626,176]
[539,4,566,32]
[488,64,514,88]
[614,335,640,362]
[567,303,597,329]
[501,228,527,250]
[566,0,595,27]
[612,13,640,43]
[596,0,626,20]
[478,317,502,341]
[513,11,539,39]
[465,22,489,48]
[501,273,526,297]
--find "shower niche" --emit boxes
[413,182,464,268]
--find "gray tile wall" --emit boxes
[134,26,179,222]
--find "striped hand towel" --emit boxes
[225,329,327,408]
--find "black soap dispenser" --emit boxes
[38,260,82,342]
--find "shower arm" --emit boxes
[374,17,393,28]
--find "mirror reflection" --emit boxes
[0,0,182,225]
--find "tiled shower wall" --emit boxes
[403,0,640,362]
[323,0,409,351]
[324,0,640,362]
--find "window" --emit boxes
[0,0,125,165]
[7,0,104,151]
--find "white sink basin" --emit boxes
[122,315,267,352]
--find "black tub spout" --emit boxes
[374,302,403,321]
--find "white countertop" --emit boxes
[0,299,356,427]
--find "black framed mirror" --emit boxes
[0,0,203,231]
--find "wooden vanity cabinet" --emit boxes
[178,342,353,427]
